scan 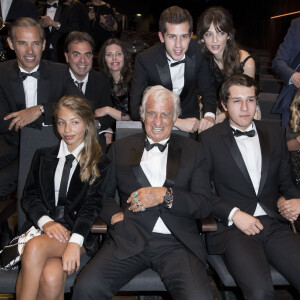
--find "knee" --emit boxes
[21,238,43,268]
[40,265,65,297]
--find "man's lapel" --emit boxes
[256,122,270,197]
[37,60,50,104]
[164,135,180,188]
[130,134,151,188]
[53,3,62,22]
[10,61,26,108]
[180,52,196,100]
[221,121,255,192]
[156,44,172,90]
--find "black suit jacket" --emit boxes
[85,69,113,130]
[21,145,110,255]
[130,39,217,120]
[199,120,300,254]
[0,59,80,150]
[100,133,212,263]
[5,0,38,21]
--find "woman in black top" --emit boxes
[197,7,260,122]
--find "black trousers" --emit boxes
[72,233,213,300]
[223,216,300,300]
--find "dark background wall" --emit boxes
[108,0,300,56]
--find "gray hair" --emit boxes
[140,85,181,122]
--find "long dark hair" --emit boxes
[196,6,241,78]
[98,38,132,87]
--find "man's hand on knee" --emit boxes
[232,211,264,235]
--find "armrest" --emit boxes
[91,216,107,234]
[0,192,17,224]
[198,214,217,232]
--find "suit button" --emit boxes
[74,211,77,215]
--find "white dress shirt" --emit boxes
[228,122,267,225]
[38,140,85,246]
[140,137,171,234]
[69,69,89,94]
[1,0,13,21]
[19,65,39,108]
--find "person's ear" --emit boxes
[221,101,228,111]
[158,32,165,43]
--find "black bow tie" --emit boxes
[232,128,256,137]
[47,2,58,8]
[170,58,187,67]
[19,71,40,81]
[144,139,169,152]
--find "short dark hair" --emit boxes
[9,17,44,43]
[219,74,259,105]
[64,31,95,53]
[159,6,193,35]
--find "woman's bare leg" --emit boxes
[37,258,67,300]
[16,234,68,300]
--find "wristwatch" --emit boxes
[97,120,101,130]
[56,22,61,30]
[163,188,173,209]
[39,105,45,116]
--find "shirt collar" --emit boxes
[19,65,39,74]
[57,140,84,162]
[166,52,186,65]
[146,136,170,145]
[69,68,89,84]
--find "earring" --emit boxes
[201,39,204,42]
[227,36,230,40]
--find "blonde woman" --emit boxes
[16,95,110,300]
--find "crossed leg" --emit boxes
[16,234,68,300]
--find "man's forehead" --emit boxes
[228,85,256,97]
[164,21,190,34]
[146,96,174,110]
[70,41,92,52]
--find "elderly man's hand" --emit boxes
[198,116,215,133]
[4,106,42,131]
[127,187,166,212]
[174,117,199,133]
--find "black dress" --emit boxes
[111,82,130,117]
[210,55,253,90]
[286,125,300,187]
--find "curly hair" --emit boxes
[98,38,132,87]
[53,95,102,184]
[290,89,300,132]
[196,6,241,78]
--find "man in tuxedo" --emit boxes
[130,6,217,134]
[272,17,300,128]
[0,17,79,201]
[64,31,113,150]
[199,74,300,300]
[72,85,213,299]
[37,0,82,62]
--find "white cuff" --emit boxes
[204,112,216,119]
[228,207,240,226]
[37,216,54,231]
[69,233,84,247]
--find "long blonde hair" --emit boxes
[53,95,102,184]
[290,89,300,133]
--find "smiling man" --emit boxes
[130,6,217,135]
[64,31,113,150]
[199,74,300,300]
[0,17,79,203]
[72,85,213,300]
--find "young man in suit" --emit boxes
[64,31,114,150]
[72,85,213,300]
[0,17,79,202]
[200,74,300,300]
[272,17,300,128]
[130,6,217,134]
